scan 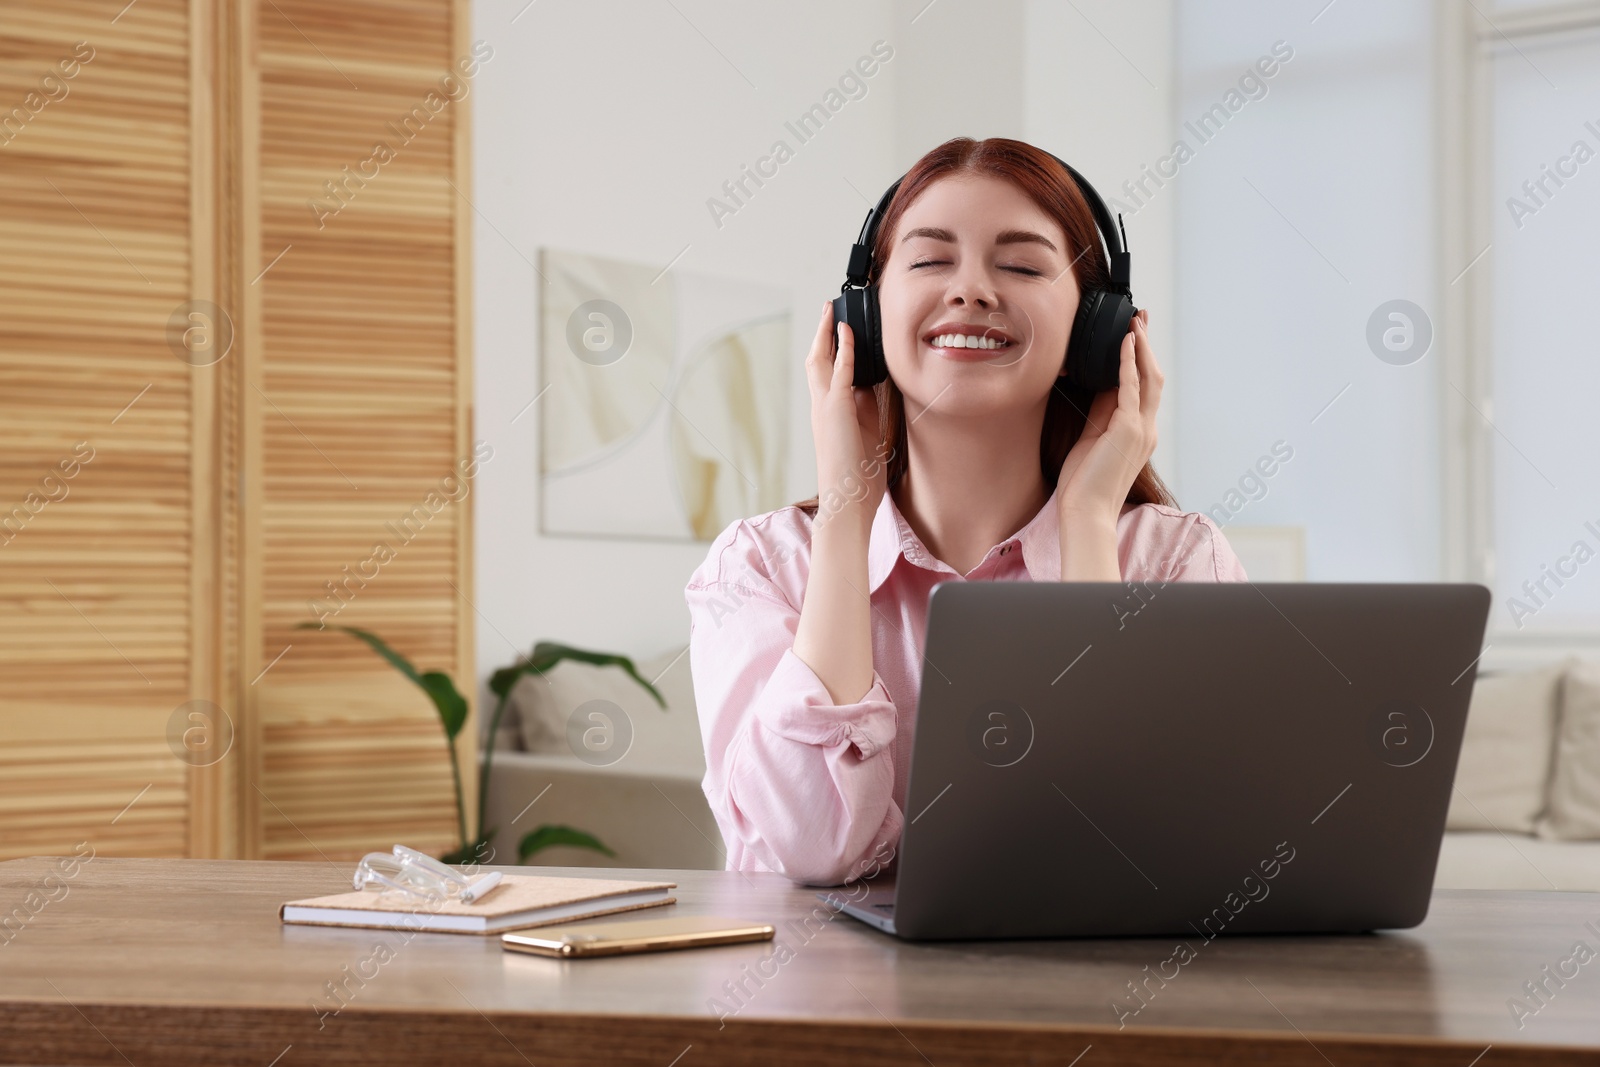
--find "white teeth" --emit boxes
[932,333,1008,350]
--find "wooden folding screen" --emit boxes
[0,0,475,862]
[0,0,208,859]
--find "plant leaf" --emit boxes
[440,834,499,867]
[438,841,480,866]
[518,824,616,862]
[419,671,469,740]
[298,623,468,739]
[295,622,421,684]
[540,643,665,710]
[488,662,528,700]
[490,641,667,709]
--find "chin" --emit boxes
[896,378,1031,419]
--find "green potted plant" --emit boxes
[296,623,665,865]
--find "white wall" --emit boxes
[469,0,1177,704]
[1024,0,1179,485]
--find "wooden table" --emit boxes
[1,857,1598,1065]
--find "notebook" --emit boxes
[280,874,677,935]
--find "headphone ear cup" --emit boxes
[1063,291,1101,383]
[1063,290,1132,393]
[833,287,888,388]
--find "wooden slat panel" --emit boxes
[0,0,197,860]
[258,676,457,860]
[260,720,458,861]
[249,0,473,858]
[0,738,188,857]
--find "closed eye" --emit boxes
[909,260,1042,276]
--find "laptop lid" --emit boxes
[890,581,1491,941]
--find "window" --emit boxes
[1483,12,1600,636]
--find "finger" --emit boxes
[1132,313,1162,417]
[805,301,835,397]
[833,319,856,390]
[1115,327,1141,418]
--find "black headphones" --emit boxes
[832,152,1135,392]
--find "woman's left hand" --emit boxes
[1056,308,1162,524]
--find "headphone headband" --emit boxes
[842,152,1130,293]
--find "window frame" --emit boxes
[1436,0,1600,667]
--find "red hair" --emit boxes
[794,136,1176,516]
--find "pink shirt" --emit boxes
[684,480,1250,886]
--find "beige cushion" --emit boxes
[511,644,704,775]
[490,690,525,751]
[1538,659,1600,840]
[1445,659,1570,834]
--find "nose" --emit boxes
[944,260,997,310]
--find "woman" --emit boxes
[684,137,1249,887]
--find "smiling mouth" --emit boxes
[928,333,1014,350]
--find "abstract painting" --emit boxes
[539,248,790,541]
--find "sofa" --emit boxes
[1433,656,1600,889]
[483,645,1600,890]
[483,644,724,871]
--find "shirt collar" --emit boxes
[866,480,1065,593]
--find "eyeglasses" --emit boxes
[352,844,503,904]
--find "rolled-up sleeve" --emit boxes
[685,519,904,886]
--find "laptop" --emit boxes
[820,581,1491,940]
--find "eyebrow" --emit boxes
[900,226,1059,253]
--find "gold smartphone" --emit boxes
[502,915,775,958]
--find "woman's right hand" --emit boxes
[804,300,887,532]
